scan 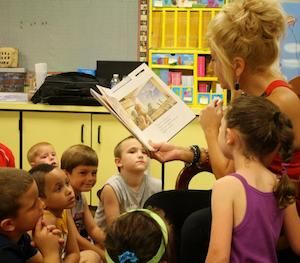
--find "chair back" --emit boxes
[175,164,212,190]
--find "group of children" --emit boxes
[0,136,163,262]
[0,95,299,262]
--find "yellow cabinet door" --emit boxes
[91,114,130,206]
[0,111,20,168]
[22,112,92,171]
[90,114,163,206]
[164,118,215,190]
[22,111,92,202]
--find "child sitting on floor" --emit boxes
[27,141,58,167]
[0,143,15,167]
[94,136,162,230]
[105,208,175,263]
[29,164,80,262]
[61,144,105,261]
[0,168,62,262]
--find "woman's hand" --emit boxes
[149,141,193,163]
[199,99,223,133]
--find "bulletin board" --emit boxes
[0,0,139,72]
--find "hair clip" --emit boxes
[118,251,138,263]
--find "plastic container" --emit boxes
[110,74,120,88]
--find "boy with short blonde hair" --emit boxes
[94,136,162,230]
[27,142,58,167]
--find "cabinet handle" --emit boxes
[97,125,101,144]
[81,124,84,143]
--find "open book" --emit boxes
[91,63,196,151]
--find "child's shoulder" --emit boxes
[43,210,59,225]
[213,173,243,190]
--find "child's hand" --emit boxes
[45,224,65,247]
[32,217,61,257]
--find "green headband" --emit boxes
[105,209,169,263]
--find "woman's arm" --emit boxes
[199,101,234,178]
[64,210,80,263]
[149,142,194,163]
[283,203,300,255]
[267,88,300,148]
[205,178,234,263]
[150,100,234,178]
[100,184,121,227]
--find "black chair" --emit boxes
[143,164,213,262]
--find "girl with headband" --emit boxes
[105,209,175,263]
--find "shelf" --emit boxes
[148,0,228,109]
[152,7,222,11]
[151,64,194,70]
[197,76,218,81]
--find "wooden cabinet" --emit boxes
[91,113,129,205]
[0,103,214,206]
[21,111,130,206]
[22,111,92,171]
[0,111,20,168]
[4,108,163,206]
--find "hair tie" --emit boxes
[105,209,168,263]
[273,111,281,125]
[118,251,138,263]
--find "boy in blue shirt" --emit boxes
[0,168,62,263]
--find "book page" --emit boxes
[91,63,196,150]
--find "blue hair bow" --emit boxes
[118,251,138,263]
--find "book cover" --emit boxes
[91,63,196,151]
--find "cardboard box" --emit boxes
[0,68,25,92]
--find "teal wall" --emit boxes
[0,0,139,71]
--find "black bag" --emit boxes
[31,72,110,106]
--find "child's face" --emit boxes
[116,138,149,172]
[43,168,75,211]
[13,181,43,233]
[32,145,58,167]
[66,165,97,193]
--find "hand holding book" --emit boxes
[91,63,196,151]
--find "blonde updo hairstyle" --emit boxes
[207,0,286,90]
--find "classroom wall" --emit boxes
[0,0,139,72]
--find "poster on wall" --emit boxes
[281,1,300,80]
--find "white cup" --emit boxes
[35,63,48,90]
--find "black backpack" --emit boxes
[31,72,109,106]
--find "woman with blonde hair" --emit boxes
[150,0,300,262]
